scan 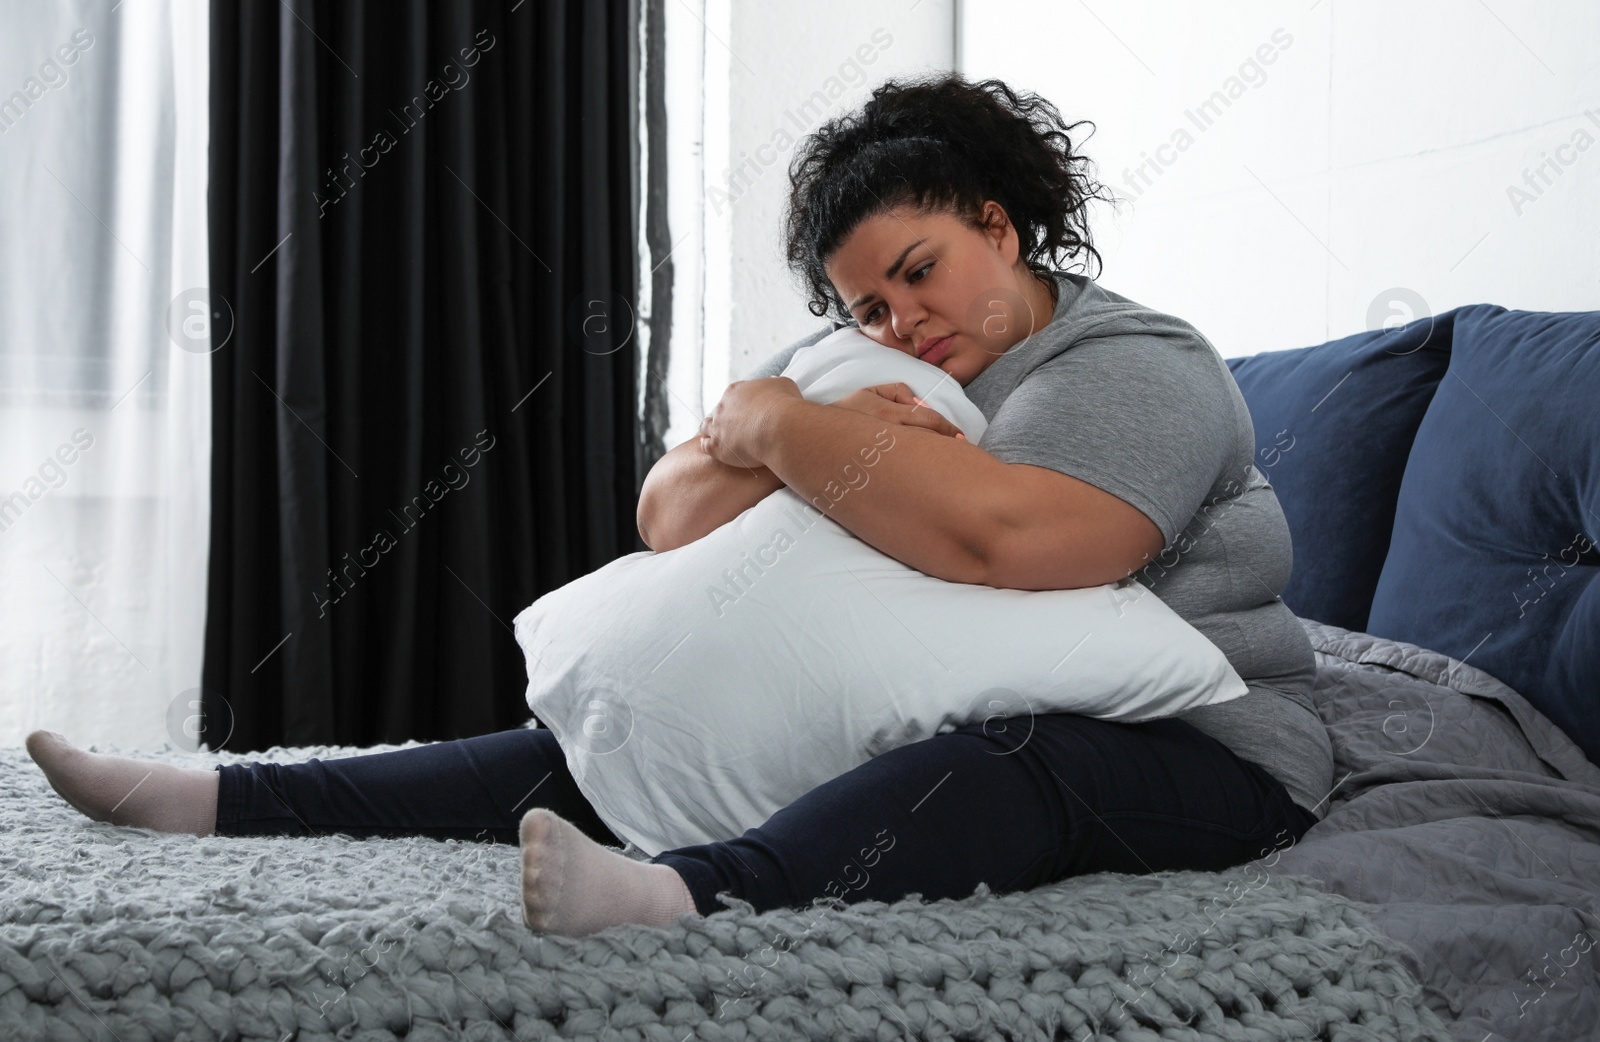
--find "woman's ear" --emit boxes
[980,200,1019,262]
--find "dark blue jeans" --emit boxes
[214,714,1317,917]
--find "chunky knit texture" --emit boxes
[2,739,1452,1041]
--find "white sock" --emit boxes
[25,730,218,837]
[520,808,697,936]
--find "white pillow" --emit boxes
[514,326,1248,857]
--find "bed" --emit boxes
[3,302,1596,1040]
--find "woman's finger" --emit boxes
[870,382,917,406]
[896,400,963,438]
[897,386,963,435]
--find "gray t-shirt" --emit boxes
[742,272,1334,819]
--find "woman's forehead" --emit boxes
[826,209,957,289]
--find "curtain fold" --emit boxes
[204,0,646,752]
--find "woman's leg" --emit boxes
[652,713,1318,917]
[27,723,623,846]
[215,725,623,846]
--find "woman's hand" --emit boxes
[698,378,969,469]
[829,383,968,440]
[697,376,806,469]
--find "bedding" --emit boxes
[1280,618,1600,1039]
[0,730,1450,1041]
[9,616,1593,1039]
[514,326,1249,857]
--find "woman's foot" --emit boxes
[25,730,218,837]
[519,808,697,936]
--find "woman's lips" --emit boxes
[917,335,953,364]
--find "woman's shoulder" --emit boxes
[970,274,1259,529]
[967,272,1235,415]
[1035,272,1222,361]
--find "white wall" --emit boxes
[664,0,955,447]
[961,0,1600,357]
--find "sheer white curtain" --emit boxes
[0,0,210,751]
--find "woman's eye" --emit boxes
[909,261,934,283]
[864,306,883,325]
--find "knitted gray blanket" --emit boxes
[1,741,1448,1042]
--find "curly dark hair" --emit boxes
[783,73,1113,321]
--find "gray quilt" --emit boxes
[1284,620,1600,1040]
[0,619,1595,1040]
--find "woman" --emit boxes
[27,73,1332,938]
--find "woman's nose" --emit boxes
[889,303,925,343]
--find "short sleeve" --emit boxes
[976,336,1237,547]
[739,324,839,381]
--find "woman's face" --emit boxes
[823,201,1053,387]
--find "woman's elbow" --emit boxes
[636,500,692,553]
[636,490,663,551]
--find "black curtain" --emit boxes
[202,0,653,752]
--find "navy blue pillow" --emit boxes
[1226,309,1456,632]
[1367,304,1600,767]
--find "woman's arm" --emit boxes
[636,436,783,552]
[645,378,969,555]
[697,376,995,584]
[721,391,1162,590]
